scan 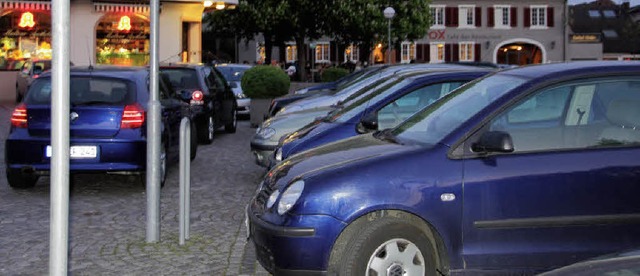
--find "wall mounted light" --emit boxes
[485,41,490,49]
[550,41,556,49]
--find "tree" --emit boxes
[326,0,432,63]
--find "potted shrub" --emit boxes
[321,67,349,82]
[241,65,290,127]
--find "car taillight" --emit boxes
[192,90,204,101]
[10,103,28,128]
[32,74,39,79]
[121,104,145,129]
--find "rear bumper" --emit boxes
[5,137,147,173]
[237,98,250,115]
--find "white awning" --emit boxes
[94,3,152,14]
[0,1,51,11]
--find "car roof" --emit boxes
[498,61,640,80]
[215,63,253,69]
[160,63,206,69]
[39,65,149,80]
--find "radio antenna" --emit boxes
[86,37,93,70]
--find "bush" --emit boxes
[321,67,350,82]
[241,65,290,99]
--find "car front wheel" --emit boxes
[328,210,444,276]
[7,168,39,189]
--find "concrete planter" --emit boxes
[249,98,272,127]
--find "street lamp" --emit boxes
[383,6,395,65]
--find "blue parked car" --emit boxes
[247,61,640,275]
[5,66,196,188]
[274,69,491,164]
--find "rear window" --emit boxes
[161,68,200,90]
[26,76,135,105]
[216,66,250,82]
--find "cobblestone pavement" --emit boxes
[0,101,271,275]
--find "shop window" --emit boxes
[256,42,265,64]
[430,5,445,29]
[401,42,416,63]
[430,43,445,63]
[96,14,149,66]
[0,11,51,66]
[459,42,475,61]
[285,43,296,63]
[344,44,359,63]
[315,42,330,63]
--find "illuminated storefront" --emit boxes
[96,13,150,66]
[0,2,52,66]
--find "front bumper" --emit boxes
[236,98,250,115]
[246,199,346,275]
[250,141,277,168]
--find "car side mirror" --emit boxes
[472,131,514,153]
[356,112,378,134]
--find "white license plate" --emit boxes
[46,145,97,159]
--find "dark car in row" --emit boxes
[5,66,198,189]
[161,63,237,144]
[247,61,640,275]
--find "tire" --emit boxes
[198,114,215,144]
[190,122,198,161]
[328,210,444,276]
[140,143,167,188]
[225,109,237,133]
[7,169,39,189]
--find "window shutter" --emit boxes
[396,46,401,63]
[487,7,494,27]
[511,7,518,27]
[445,44,452,62]
[330,42,337,63]
[524,7,531,27]
[416,44,423,61]
[446,7,459,27]
[475,7,482,27]
[475,43,481,62]
[547,7,554,27]
[452,44,460,62]
[425,44,431,63]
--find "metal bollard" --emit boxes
[179,117,191,245]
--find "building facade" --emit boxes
[238,0,568,67]
[0,0,218,67]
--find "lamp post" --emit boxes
[383,6,395,65]
[310,42,317,82]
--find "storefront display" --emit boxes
[0,10,51,69]
[96,14,149,66]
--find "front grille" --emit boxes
[254,180,275,212]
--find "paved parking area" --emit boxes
[0,101,271,275]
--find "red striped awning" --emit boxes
[0,1,51,11]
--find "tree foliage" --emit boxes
[203,0,432,67]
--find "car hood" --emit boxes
[253,107,333,144]
[267,132,407,187]
[277,94,339,115]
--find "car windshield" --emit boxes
[327,77,409,123]
[392,74,527,146]
[161,68,200,90]
[216,66,250,82]
[25,76,135,105]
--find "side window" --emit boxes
[378,81,465,129]
[487,78,640,153]
[21,62,31,74]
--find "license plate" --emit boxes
[46,145,97,159]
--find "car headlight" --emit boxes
[277,180,305,215]
[274,147,283,162]
[256,127,276,139]
[235,93,246,99]
[266,189,280,209]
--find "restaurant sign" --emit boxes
[570,34,601,43]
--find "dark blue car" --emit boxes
[5,66,195,188]
[247,61,640,275]
[274,69,491,164]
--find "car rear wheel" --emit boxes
[7,169,39,189]
[328,210,443,276]
[198,114,215,144]
[140,143,167,188]
[225,109,237,133]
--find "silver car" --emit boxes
[215,63,253,117]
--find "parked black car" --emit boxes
[161,63,237,144]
